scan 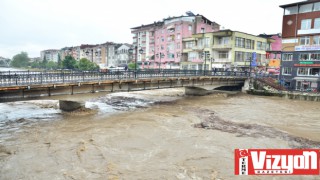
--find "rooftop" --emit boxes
[280,0,320,8]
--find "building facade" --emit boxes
[258,34,282,74]
[115,44,131,67]
[130,12,220,69]
[40,49,60,62]
[182,30,271,71]
[280,0,320,91]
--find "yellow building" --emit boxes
[182,30,274,71]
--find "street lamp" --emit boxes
[203,51,210,76]
[210,57,215,71]
[128,46,143,78]
[156,53,165,71]
[85,49,94,62]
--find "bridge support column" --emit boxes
[48,87,51,96]
[59,100,85,112]
[71,86,74,95]
[185,86,211,96]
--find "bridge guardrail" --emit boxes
[0,69,255,87]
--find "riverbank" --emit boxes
[247,89,320,101]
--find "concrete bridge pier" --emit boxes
[59,100,85,112]
[185,86,213,96]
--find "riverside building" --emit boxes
[280,0,320,91]
[130,11,220,70]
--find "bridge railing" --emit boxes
[0,69,252,87]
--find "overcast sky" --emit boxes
[0,0,299,58]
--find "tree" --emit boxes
[128,62,138,70]
[57,53,62,68]
[30,61,41,69]
[62,55,77,69]
[77,58,99,71]
[11,52,30,67]
[42,55,48,68]
[46,61,58,70]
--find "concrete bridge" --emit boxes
[0,70,248,101]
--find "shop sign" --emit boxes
[295,45,320,51]
[299,61,314,64]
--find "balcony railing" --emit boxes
[297,28,320,35]
[212,44,232,49]
[214,59,232,63]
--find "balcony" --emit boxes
[191,46,205,51]
[212,44,232,49]
[297,28,320,35]
[187,58,203,63]
[214,59,232,63]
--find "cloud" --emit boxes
[0,0,299,58]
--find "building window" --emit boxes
[177,43,181,49]
[188,52,197,61]
[235,37,245,48]
[315,18,320,29]
[218,37,229,45]
[218,51,229,59]
[313,36,320,45]
[297,68,309,76]
[204,37,210,47]
[310,68,320,75]
[299,4,313,13]
[300,36,310,45]
[299,53,310,61]
[235,51,251,62]
[301,19,312,30]
[176,52,181,58]
[245,39,252,49]
[188,25,192,31]
[161,45,164,50]
[257,41,263,50]
[201,28,205,33]
[282,67,292,75]
[284,6,298,15]
[177,34,181,40]
[311,53,320,60]
[161,36,164,42]
[282,53,293,61]
[185,41,194,49]
[314,2,320,11]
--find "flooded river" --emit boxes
[0,88,319,179]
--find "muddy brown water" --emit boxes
[0,88,319,179]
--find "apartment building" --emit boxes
[40,49,60,62]
[130,12,220,69]
[280,0,320,91]
[61,46,80,61]
[115,44,131,67]
[182,30,272,71]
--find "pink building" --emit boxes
[131,12,220,69]
[258,33,282,74]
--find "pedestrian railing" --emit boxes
[0,69,253,87]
